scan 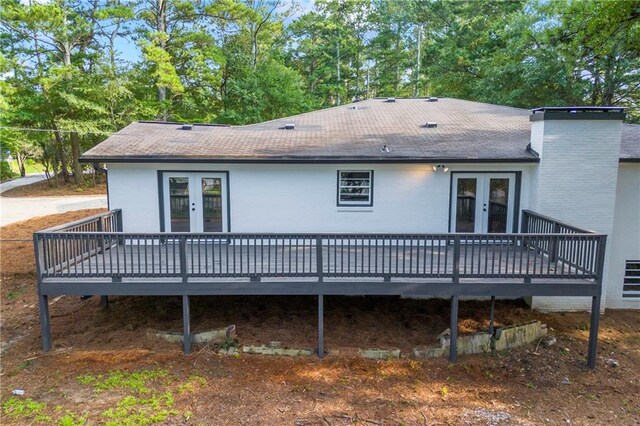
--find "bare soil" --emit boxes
[1,176,106,198]
[1,210,639,425]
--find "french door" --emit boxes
[163,173,227,233]
[451,173,515,233]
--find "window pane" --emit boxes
[340,179,370,187]
[341,194,370,201]
[341,171,370,179]
[202,177,222,232]
[340,187,369,195]
[488,178,509,233]
[169,177,190,232]
[456,178,476,232]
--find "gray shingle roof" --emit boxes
[81,98,639,162]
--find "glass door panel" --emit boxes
[456,178,477,232]
[169,177,191,232]
[488,178,509,233]
[451,173,515,234]
[201,177,222,232]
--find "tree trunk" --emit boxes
[70,131,84,184]
[16,152,26,177]
[54,130,70,183]
[157,0,168,121]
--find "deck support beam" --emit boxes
[587,295,601,369]
[38,294,52,352]
[182,295,191,355]
[318,295,324,358]
[449,295,459,363]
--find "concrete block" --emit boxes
[359,349,401,360]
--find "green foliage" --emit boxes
[58,412,87,426]
[73,368,212,426]
[2,397,51,423]
[176,375,207,394]
[102,393,177,426]
[77,369,169,394]
[0,0,637,179]
[1,160,16,180]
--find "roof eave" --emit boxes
[80,155,541,164]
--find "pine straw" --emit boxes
[1,177,106,198]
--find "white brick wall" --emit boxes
[107,162,533,234]
[606,163,640,309]
[529,119,623,311]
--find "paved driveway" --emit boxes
[0,174,107,227]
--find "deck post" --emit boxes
[100,296,109,309]
[182,295,191,354]
[34,235,52,352]
[489,295,496,335]
[449,295,459,363]
[316,237,324,358]
[38,294,52,352]
[587,235,607,369]
[587,295,601,369]
[450,235,461,363]
[318,295,324,358]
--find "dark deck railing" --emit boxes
[35,232,604,282]
[33,209,606,368]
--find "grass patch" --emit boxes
[2,397,51,423]
[6,288,26,301]
[77,370,169,394]
[75,369,191,425]
[176,375,207,394]
[102,392,177,426]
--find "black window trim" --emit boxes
[336,170,374,207]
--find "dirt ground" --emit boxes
[1,175,106,198]
[0,210,639,425]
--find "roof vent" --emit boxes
[283,123,295,130]
[425,122,438,128]
[181,124,193,130]
[350,105,358,110]
[380,145,391,153]
[385,97,396,103]
[427,97,439,102]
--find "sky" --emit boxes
[113,0,316,65]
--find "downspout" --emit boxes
[93,163,109,210]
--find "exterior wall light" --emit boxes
[432,164,449,172]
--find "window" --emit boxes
[337,170,373,206]
[623,260,640,298]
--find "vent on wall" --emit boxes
[623,260,640,298]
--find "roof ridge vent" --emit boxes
[427,97,439,102]
[385,97,396,103]
[282,123,295,130]
[349,105,358,110]
[181,124,193,130]
[424,122,438,128]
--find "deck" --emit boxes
[33,209,606,367]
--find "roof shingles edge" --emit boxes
[81,98,639,163]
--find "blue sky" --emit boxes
[114,0,316,65]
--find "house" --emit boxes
[34,98,640,366]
